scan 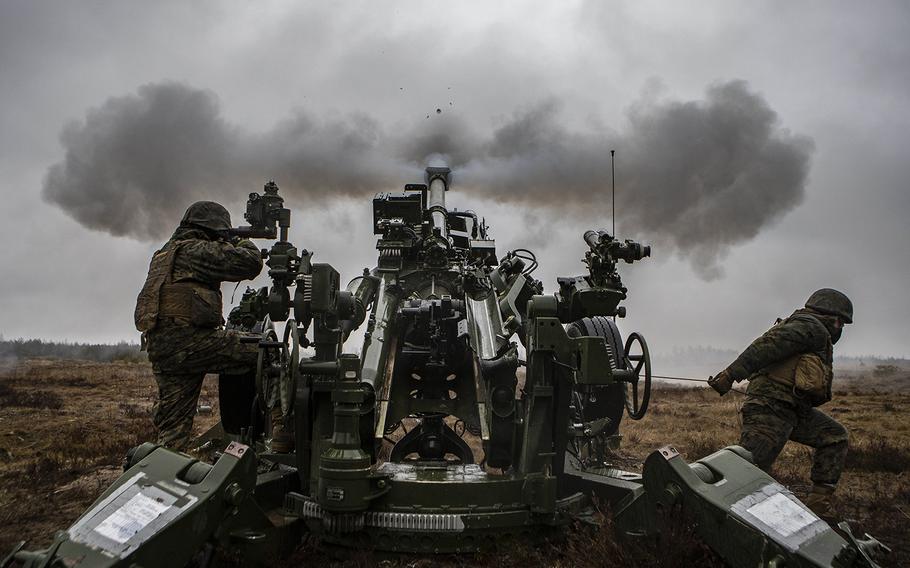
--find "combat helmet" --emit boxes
[805,288,853,324]
[180,201,232,232]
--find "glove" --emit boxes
[708,370,734,396]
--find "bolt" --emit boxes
[663,483,682,505]
[224,483,246,507]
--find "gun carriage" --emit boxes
[5,168,885,568]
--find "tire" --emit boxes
[566,316,626,437]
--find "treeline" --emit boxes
[651,345,909,377]
[1,336,905,370]
[0,337,145,363]
[832,354,910,371]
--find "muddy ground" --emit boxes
[0,359,907,566]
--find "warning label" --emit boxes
[93,492,170,544]
[746,492,817,537]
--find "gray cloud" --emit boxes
[43,83,240,240]
[1,1,907,357]
[621,81,814,278]
[43,79,812,278]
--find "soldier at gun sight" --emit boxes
[134,201,290,452]
[709,288,853,516]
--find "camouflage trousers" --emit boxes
[739,397,848,485]
[147,325,260,451]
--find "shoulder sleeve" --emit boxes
[725,316,829,382]
[174,239,263,284]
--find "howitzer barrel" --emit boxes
[426,167,451,241]
[428,177,446,212]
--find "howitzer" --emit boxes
[5,168,887,568]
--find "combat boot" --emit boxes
[269,407,296,453]
[804,483,836,518]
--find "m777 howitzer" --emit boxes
[5,167,887,568]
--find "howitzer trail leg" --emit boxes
[8,442,287,568]
[620,445,882,568]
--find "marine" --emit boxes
[709,288,853,515]
[135,201,263,451]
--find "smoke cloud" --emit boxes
[43,80,813,277]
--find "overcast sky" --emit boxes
[1,1,907,360]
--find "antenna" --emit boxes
[610,149,616,235]
[610,149,617,323]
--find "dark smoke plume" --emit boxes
[44,84,240,240]
[43,80,813,277]
[455,81,814,278]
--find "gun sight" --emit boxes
[584,229,650,264]
[227,181,291,241]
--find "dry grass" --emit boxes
[0,359,220,549]
[0,383,64,410]
[0,359,906,566]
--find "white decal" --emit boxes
[93,492,170,544]
[746,492,817,537]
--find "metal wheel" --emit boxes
[280,320,301,417]
[621,332,651,420]
[255,318,280,414]
[566,316,626,437]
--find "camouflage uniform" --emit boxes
[721,308,848,485]
[135,202,263,450]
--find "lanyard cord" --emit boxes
[651,374,749,396]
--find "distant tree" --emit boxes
[0,337,144,362]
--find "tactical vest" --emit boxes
[134,240,224,331]
[760,315,834,406]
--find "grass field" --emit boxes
[0,359,906,566]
